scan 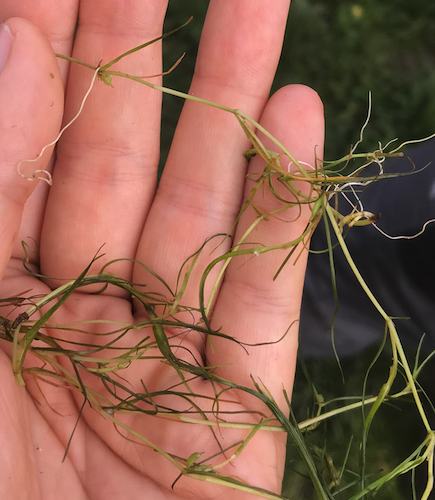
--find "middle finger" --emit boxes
[134,0,291,320]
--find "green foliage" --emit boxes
[284,347,433,499]
[274,0,435,161]
[275,0,435,160]
[162,0,435,164]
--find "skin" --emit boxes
[0,1,324,499]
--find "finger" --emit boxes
[1,2,79,261]
[208,85,325,409]
[40,0,168,287]
[0,18,64,282]
[134,0,291,323]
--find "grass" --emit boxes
[284,346,435,499]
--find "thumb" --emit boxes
[0,18,64,281]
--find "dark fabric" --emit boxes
[299,138,435,357]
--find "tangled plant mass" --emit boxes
[2,23,435,500]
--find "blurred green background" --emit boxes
[162,1,435,499]
[162,0,435,168]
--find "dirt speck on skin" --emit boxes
[50,72,54,79]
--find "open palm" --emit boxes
[0,1,324,499]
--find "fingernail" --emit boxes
[0,23,12,73]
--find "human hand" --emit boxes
[0,1,324,499]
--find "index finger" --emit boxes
[40,0,168,287]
